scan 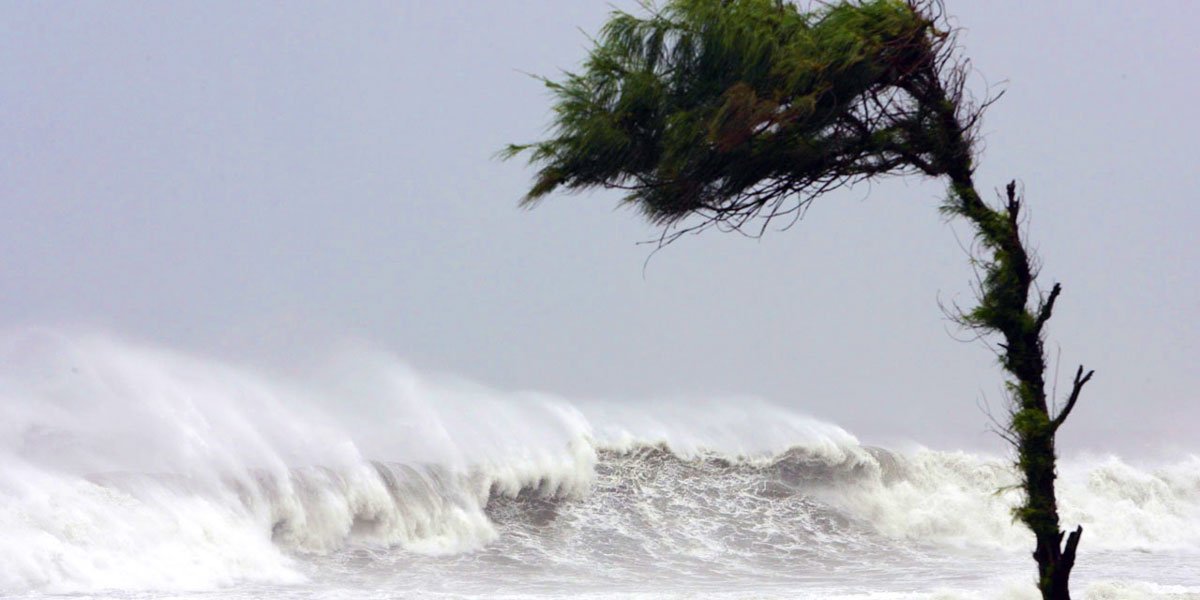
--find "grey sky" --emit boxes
[2,1,1197,455]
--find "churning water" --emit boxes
[1,331,1196,599]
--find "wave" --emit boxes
[0,330,1197,595]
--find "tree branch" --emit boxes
[1052,366,1094,429]
[1062,525,1083,571]
[1035,282,1062,333]
[1006,180,1020,223]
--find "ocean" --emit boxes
[1,331,1196,599]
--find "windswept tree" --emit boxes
[505,1,1093,598]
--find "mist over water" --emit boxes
[1,330,1197,599]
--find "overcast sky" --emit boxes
[2,1,1197,455]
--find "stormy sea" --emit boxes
[2,332,1197,599]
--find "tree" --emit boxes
[504,1,1093,597]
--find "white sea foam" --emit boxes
[0,330,594,592]
[0,330,1196,597]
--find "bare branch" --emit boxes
[1062,525,1083,573]
[1035,282,1062,333]
[1052,366,1094,429]
[1005,180,1020,223]
[977,392,1018,446]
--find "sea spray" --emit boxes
[0,330,596,591]
[0,330,1197,597]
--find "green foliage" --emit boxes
[504,0,954,225]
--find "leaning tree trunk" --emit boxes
[944,174,1091,600]
[922,83,1093,598]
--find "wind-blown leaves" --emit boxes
[505,0,962,232]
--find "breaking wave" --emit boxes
[0,330,1196,597]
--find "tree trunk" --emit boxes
[1024,426,1082,599]
[940,174,1089,600]
[1034,525,1082,599]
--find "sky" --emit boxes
[2,1,1197,456]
